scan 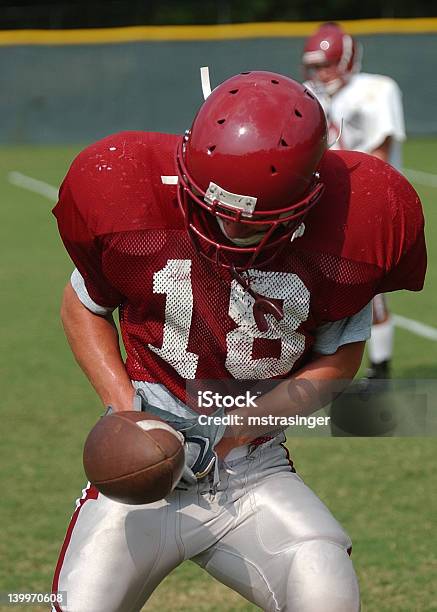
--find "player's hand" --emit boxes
[180,436,217,485]
[181,431,249,484]
[134,389,226,484]
[215,435,237,460]
[215,434,250,460]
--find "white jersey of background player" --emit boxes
[303,22,406,378]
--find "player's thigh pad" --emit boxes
[52,485,183,612]
[195,443,358,611]
[285,540,360,612]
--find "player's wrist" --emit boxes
[105,405,132,413]
[216,426,251,459]
[102,389,136,413]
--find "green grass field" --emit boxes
[0,140,436,611]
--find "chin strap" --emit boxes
[231,266,284,333]
[328,117,344,148]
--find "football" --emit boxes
[83,410,185,504]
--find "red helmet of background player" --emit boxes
[176,71,327,270]
[302,23,361,95]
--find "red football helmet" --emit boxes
[176,71,327,270]
[302,23,361,95]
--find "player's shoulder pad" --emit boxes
[353,72,401,94]
[301,150,424,272]
[56,131,181,236]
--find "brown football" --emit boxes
[83,411,185,504]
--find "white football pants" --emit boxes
[52,436,360,611]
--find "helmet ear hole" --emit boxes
[295,108,303,118]
[217,118,226,125]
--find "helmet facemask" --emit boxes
[176,132,325,271]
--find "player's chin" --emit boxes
[222,224,272,246]
[222,223,257,240]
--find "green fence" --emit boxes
[1,20,436,143]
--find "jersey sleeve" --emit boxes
[313,302,372,355]
[70,268,116,315]
[376,171,427,293]
[363,77,406,152]
[53,178,124,310]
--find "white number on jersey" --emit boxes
[226,271,310,379]
[149,261,310,379]
[148,259,199,379]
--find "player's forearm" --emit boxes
[60,283,135,411]
[222,341,365,445]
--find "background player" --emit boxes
[51,71,425,611]
[302,22,406,379]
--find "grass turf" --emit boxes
[0,139,436,611]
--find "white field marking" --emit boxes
[404,168,437,189]
[393,314,437,341]
[8,171,58,201]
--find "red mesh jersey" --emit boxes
[53,131,426,405]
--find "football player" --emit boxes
[302,22,406,379]
[51,71,425,611]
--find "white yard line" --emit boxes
[8,171,437,342]
[393,314,437,341]
[8,171,58,201]
[404,168,437,189]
